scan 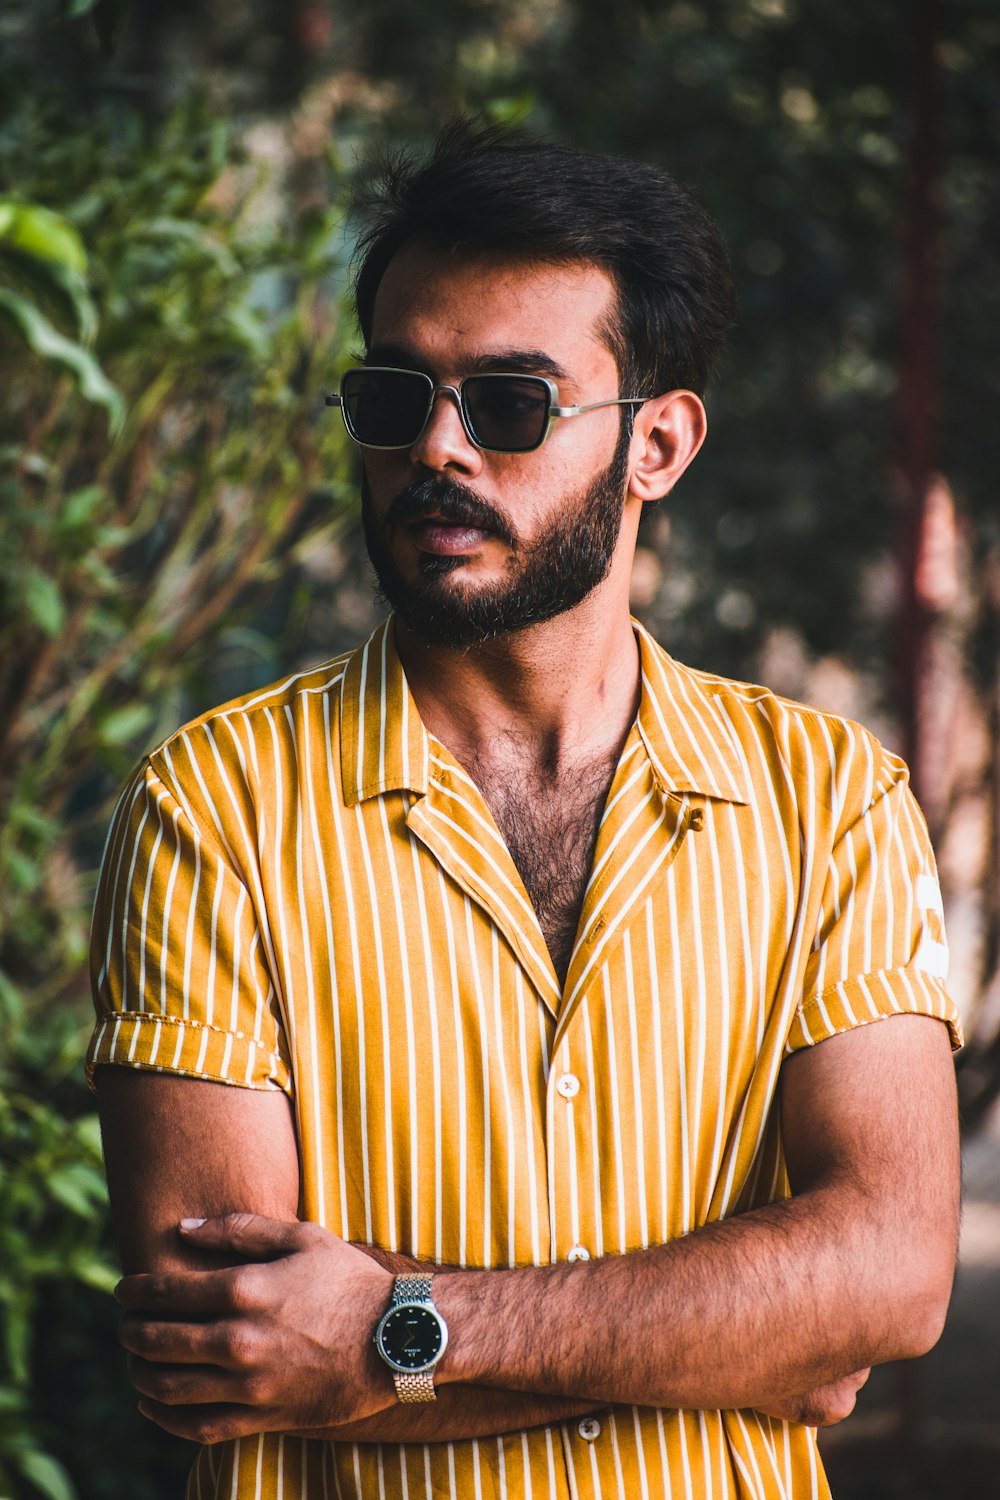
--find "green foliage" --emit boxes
[0,1057,112,1500]
[0,37,358,1498]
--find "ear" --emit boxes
[627,390,707,504]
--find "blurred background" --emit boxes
[0,0,998,1495]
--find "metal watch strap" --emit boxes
[392,1273,433,1306]
[395,1368,436,1402]
[391,1274,437,1404]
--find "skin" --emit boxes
[99,249,960,1447]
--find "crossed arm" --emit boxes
[98,1012,960,1446]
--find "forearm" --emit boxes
[352,1200,891,1432]
[343,1244,595,1440]
[432,1182,950,1412]
[300,1387,597,1444]
[428,1018,959,1415]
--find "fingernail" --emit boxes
[138,1401,153,1419]
[179,1217,207,1230]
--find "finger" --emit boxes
[138,1398,276,1444]
[116,1267,239,1315]
[179,1212,306,1259]
[128,1357,258,1407]
[119,1314,229,1365]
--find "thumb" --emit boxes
[179,1211,304,1258]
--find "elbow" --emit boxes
[883,1251,956,1361]
[894,1286,952,1361]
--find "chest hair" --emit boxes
[471,752,619,986]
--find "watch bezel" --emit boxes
[374,1299,449,1376]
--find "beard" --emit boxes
[361,428,631,649]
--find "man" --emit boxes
[89,121,962,1500]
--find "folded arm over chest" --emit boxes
[99,1008,959,1445]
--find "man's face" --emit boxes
[359,248,636,648]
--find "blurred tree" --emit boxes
[0,7,357,1495]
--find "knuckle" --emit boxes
[124,1320,162,1357]
[189,1413,223,1445]
[224,1211,257,1239]
[143,1273,171,1304]
[800,1390,853,1428]
[243,1370,272,1405]
[128,1358,175,1402]
[220,1323,256,1367]
[226,1267,259,1313]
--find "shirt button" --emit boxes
[567,1244,591,1262]
[556,1073,580,1099]
[578,1418,602,1441]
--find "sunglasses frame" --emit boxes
[325,366,650,454]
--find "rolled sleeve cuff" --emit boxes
[85,1011,292,1094]
[786,966,963,1055]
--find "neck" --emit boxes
[394,583,641,776]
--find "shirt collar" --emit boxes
[340,615,750,808]
[632,619,751,805]
[339,618,430,806]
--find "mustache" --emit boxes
[382,478,518,549]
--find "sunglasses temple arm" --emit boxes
[549,397,650,418]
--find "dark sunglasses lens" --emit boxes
[342,370,430,447]
[463,377,549,452]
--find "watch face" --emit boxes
[376,1303,446,1373]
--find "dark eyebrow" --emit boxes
[364,342,569,383]
[466,349,569,381]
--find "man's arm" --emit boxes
[97,1067,593,1440]
[431,1012,958,1407]
[110,1012,958,1444]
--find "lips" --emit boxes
[408,518,493,554]
[382,476,518,551]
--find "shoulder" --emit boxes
[161,651,354,754]
[637,624,909,818]
[142,650,353,783]
[108,649,358,838]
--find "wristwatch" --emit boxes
[373,1273,449,1402]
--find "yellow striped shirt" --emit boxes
[88,616,961,1500]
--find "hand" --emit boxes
[756,1367,872,1427]
[115,1213,395,1444]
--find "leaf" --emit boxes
[0,971,24,1027]
[47,1165,105,1218]
[71,1115,104,1155]
[0,290,125,435]
[225,302,271,358]
[1,849,41,894]
[23,568,65,637]
[0,201,88,276]
[56,485,106,533]
[17,1449,77,1500]
[96,703,153,748]
[142,217,239,275]
[65,1253,117,1293]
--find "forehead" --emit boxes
[369,245,618,379]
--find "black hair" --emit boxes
[352,118,736,399]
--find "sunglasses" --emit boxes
[325,367,650,455]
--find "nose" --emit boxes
[408,385,484,476]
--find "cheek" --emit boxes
[360,456,407,517]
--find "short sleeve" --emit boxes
[786,754,963,1054]
[86,758,292,1093]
